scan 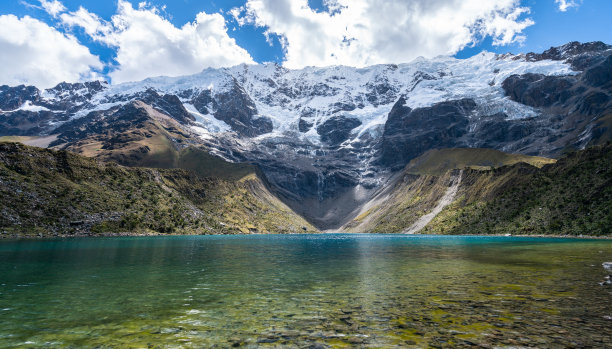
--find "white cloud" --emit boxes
[0,14,102,88]
[238,0,534,68]
[555,0,581,12]
[4,0,543,87]
[19,1,42,11]
[60,0,254,84]
[59,7,111,40]
[39,0,66,18]
[229,6,247,26]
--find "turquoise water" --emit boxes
[0,234,611,348]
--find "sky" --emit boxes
[0,0,609,88]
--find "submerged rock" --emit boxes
[600,262,612,286]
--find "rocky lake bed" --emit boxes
[0,234,610,348]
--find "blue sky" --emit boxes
[455,0,612,58]
[0,0,610,87]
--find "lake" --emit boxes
[0,234,610,348]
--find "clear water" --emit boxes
[0,234,610,348]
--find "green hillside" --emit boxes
[404,147,556,175]
[177,147,256,181]
[0,142,317,238]
[426,143,612,236]
[343,145,610,236]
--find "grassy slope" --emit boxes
[0,136,37,143]
[341,171,455,234]
[177,147,255,181]
[425,143,611,236]
[343,146,610,236]
[590,112,612,147]
[404,148,555,175]
[0,142,317,237]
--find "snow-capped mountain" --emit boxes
[1,41,610,228]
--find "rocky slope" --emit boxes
[340,148,557,234]
[0,142,317,238]
[0,41,610,230]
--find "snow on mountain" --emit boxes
[84,51,574,146]
[2,49,574,145]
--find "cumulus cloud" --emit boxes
[0,14,102,88]
[2,0,544,87]
[59,0,254,83]
[237,0,534,68]
[555,0,581,12]
[59,7,112,40]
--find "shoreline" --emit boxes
[1,231,611,241]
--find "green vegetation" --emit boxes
[404,147,555,175]
[0,136,36,143]
[589,112,612,147]
[177,147,255,181]
[426,143,612,236]
[2,140,609,237]
[0,142,316,238]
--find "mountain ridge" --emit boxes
[0,41,610,231]
[1,142,609,237]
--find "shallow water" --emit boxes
[0,234,611,348]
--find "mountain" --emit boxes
[0,142,317,238]
[0,41,610,231]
